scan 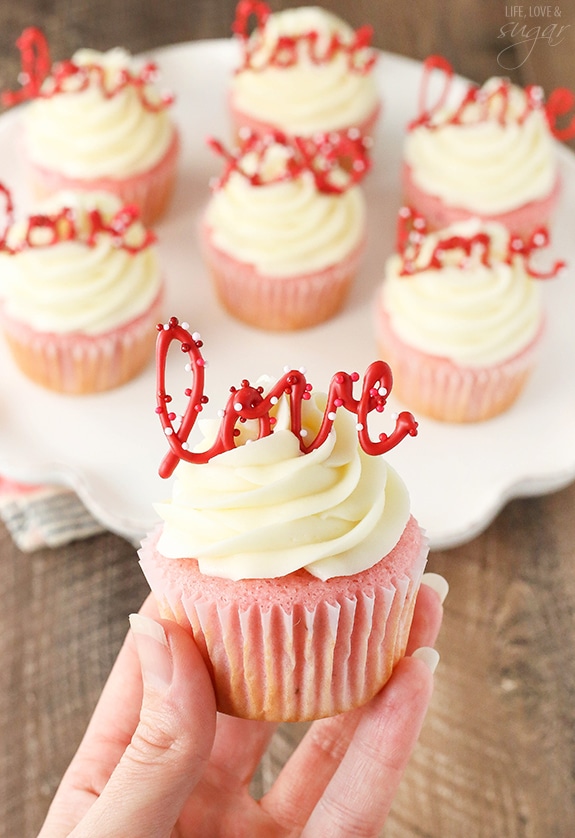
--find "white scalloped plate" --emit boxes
[1,40,574,550]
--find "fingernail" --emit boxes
[129,613,173,691]
[412,646,440,674]
[421,572,449,604]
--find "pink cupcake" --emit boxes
[402,55,575,238]
[229,2,380,146]
[0,187,164,394]
[374,208,565,422]
[138,318,426,721]
[201,130,370,330]
[2,28,180,226]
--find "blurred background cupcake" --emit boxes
[401,55,574,238]
[201,129,370,330]
[229,1,380,145]
[0,188,164,394]
[375,208,565,422]
[2,28,180,225]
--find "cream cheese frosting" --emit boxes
[204,142,366,277]
[231,6,379,135]
[0,191,162,334]
[404,78,557,214]
[23,48,175,179]
[155,388,411,581]
[380,218,543,367]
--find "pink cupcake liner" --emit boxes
[401,162,561,239]
[375,303,544,422]
[229,94,381,146]
[201,225,365,331]
[138,516,428,721]
[25,128,180,227]
[1,286,164,394]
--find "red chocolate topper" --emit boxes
[395,206,566,280]
[207,129,371,195]
[155,317,418,479]
[409,54,575,142]
[2,27,174,113]
[0,183,155,255]
[232,0,376,74]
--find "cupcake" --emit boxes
[138,317,426,721]
[0,187,164,394]
[2,28,179,225]
[402,55,574,238]
[229,1,380,144]
[375,207,565,422]
[201,130,370,330]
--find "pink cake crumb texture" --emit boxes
[25,128,180,227]
[375,303,544,423]
[201,225,365,331]
[401,162,561,239]
[138,515,428,722]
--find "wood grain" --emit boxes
[1,2,575,837]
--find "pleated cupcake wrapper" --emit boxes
[202,231,365,331]
[26,129,180,227]
[377,307,543,422]
[140,536,428,722]
[1,288,163,394]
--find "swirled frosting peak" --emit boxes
[405,59,558,213]
[155,390,411,581]
[204,134,367,276]
[381,215,557,366]
[0,190,162,335]
[231,4,379,135]
[16,34,175,178]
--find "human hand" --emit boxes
[38,573,446,838]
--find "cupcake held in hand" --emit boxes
[375,207,565,422]
[402,55,575,238]
[138,318,426,721]
[0,187,164,394]
[201,130,370,330]
[2,28,180,225]
[229,0,381,144]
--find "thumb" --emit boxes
[72,613,216,838]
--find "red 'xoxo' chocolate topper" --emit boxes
[155,317,418,479]
[207,129,371,195]
[409,54,575,141]
[232,0,376,74]
[0,183,155,255]
[2,27,174,112]
[395,206,566,280]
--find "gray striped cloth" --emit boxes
[0,477,105,551]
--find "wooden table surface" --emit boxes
[1,2,575,836]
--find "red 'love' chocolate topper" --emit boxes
[395,206,566,280]
[0,183,156,255]
[232,0,376,74]
[155,317,418,479]
[1,27,174,112]
[207,129,371,195]
[408,54,575,141]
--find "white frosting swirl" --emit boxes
[23,48,175,178]
[231,6,379,134]
[0,191,162,334]
[204,142,365,276]
[381,219,543,366]
[155,390,410,581]
[404,78,557,213]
